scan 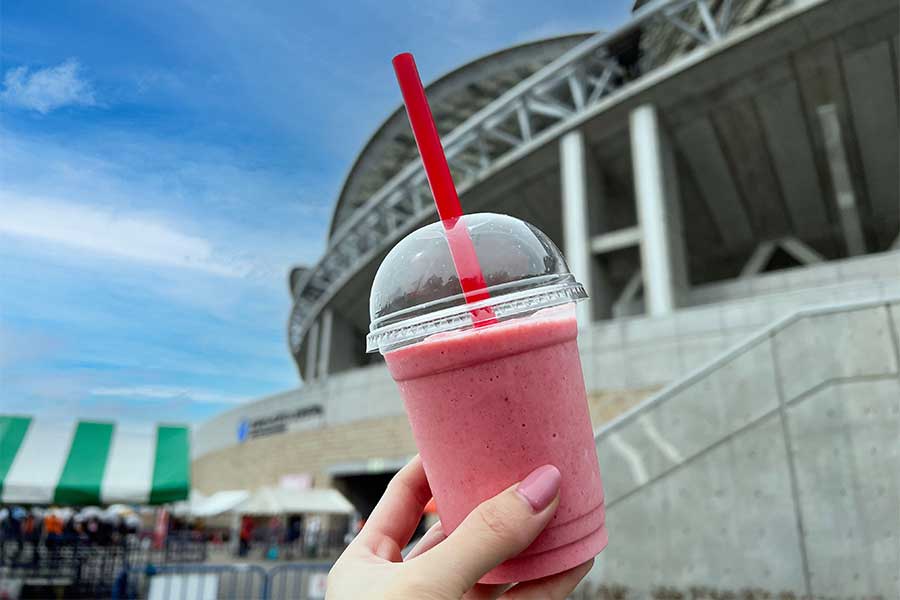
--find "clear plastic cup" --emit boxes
[367,213,606,584]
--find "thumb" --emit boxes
[410,465,561,594]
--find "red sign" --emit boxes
[152,508,169,550]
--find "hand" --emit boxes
[327,456,593,599]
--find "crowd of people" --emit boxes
[0,505,142,562]
[236,514,356,560]
[1,503,357,566]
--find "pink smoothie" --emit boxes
[384,306,606,583]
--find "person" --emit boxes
[304,515,322,558]
[44,510,64,566]
[268,516,284,545]
[86,517,100,544]
[45,511,63,539]
[63,514,79,544]
[0,508,8,562]
[266,516,283,560]
[22,512,34,542]
[22,511,38,567]
[6,508,25,562]
[327,456,593,599]
[238,516,254,557]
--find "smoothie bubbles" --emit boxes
[364,53,607,584]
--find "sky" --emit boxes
[0,1,632,426]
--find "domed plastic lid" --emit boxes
[367,213,587,353]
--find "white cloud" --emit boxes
[91,385,246,405]
[0,191,251,277]
[1,126,327,283]
[1,59,96,114]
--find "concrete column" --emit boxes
[560,130,594,325]
[317,309,333,380]
[817,104,866,256]
[304,319,319,383]
[629,104,688,316]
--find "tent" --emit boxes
[172,490,250,518]
[194,490,250,517]
[237,487,354,516]
[0,416,190,505]
[170,489,207,518]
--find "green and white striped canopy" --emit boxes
[0,416,189,506]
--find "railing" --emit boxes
[116,562,330,600]
[590,295,900,593]
[117,563,269,600]
[0,535,207,599]
[288,0,795,360]
[594,294,900,445]
[266,563,331,600]
[235,525,349,561]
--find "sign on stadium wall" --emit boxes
[237,405,324,442]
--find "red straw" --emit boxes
[392,52,496,326]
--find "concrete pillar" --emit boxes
[629,104,688,316]
[817,104,866,256]
[560,130,594,325]
[317,309,333,380]
[304,319,319,383]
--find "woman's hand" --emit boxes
[327,456,593,599]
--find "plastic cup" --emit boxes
[367,213,607,584]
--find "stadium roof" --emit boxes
[327,33,593,237]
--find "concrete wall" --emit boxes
[191,386,654,496]
[192,251,900,459]
[325,311,363,375]
[192,414,417,494]
[590,299,900,597]
[688,250,900,307]
[580,251,900,391]
[190,263,900,595]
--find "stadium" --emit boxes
[194,0,899,595]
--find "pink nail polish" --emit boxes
[516,465,561,512]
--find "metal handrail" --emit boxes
[594,294,900,441]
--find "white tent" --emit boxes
[171,490,250,518]
[171,489,206,518]
[237,487,354,516]
[193,490,250,517]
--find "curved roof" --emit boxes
[327,33,593,238]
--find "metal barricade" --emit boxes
[162,533,209,563]
[266,563,331,600]
[118,563,268,600]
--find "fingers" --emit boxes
[410,465,561,595]
[462,583,513,600]
[505,558,594,599]
[403,521,446,561]
[356,456,431,558]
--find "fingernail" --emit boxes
[516,465,561,512]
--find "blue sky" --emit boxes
[1,1,631,425]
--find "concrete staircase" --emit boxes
[590,298,900,597]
